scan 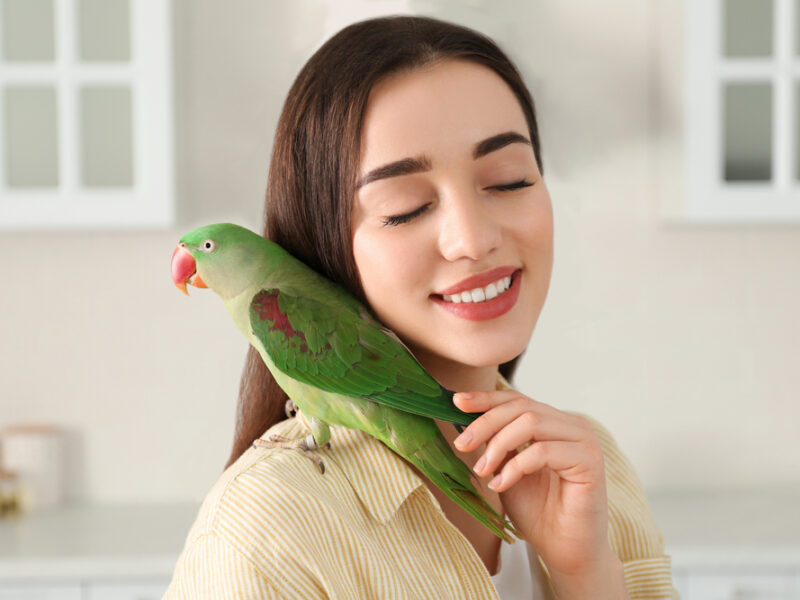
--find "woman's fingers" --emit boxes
[468,412,559,476]
[454,392,586,453]
[455,389,557,414]
[454,389,524,410]
[455,390,584,430]
[487,439,604,493]
[452,389,602,493]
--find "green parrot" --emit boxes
[171,222,520,542]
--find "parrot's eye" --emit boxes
[200,240,216,252]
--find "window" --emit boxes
[682,0,800,222]
[0,0,174,229]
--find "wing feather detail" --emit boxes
[248,287,475,425]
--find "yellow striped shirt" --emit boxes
[164,380,679,599]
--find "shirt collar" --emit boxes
[295,408,423,524]
[294,372,513,525]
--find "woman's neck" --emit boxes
[412,351,500,394]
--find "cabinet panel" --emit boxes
[687,571,798,599]
[84,580,169,600]
[673,570,690,599]
[0,584,81,600]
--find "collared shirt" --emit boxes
[163,378,679,599]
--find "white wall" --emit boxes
[0,0,797,505]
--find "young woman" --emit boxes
[165,15,678,599]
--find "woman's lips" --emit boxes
[435,265,518,296]
[430,269,522,321]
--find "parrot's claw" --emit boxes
[285,399,298,418]
[252,434,330,474]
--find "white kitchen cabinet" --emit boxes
[684,570,798,599]
[0,0,175,229]
[84,580,169,600]
[0,583,81,600]
[649,488,800,600]
[673,569,800,600]
[673,570,690,598]
[0,581,169,600]
[0,503,198,600]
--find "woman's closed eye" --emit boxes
[381,203,431,227]
[380,180,534,227]
[490,179,534,192]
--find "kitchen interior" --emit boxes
[0,1,798,599]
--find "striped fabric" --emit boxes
[164,377,679,599]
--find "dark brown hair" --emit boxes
[225,15,544,470]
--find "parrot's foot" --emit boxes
[285,399,298,418]
[252,434,331,474]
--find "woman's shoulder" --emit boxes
[166,418,333,597]
[183,417,335,548]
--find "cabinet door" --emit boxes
[84,580,169,600]
[672,570,690,599]
[0,0,175,229]
[0,584,81,600]
[687,571,798,599]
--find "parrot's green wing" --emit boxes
[248,287,477,426]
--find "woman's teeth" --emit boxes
[441,275,512,304]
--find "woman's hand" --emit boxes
[453,389,628,597]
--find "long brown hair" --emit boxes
[225,15,544,470]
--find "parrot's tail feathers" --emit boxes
[439,472,521,543]
[411,441,522,543]
[441,385,456,398]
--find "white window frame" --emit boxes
[682,0,800,223]
[0,0,174,229]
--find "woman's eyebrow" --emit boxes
[356,157,432,190]
[473,131,531,159]
[356,130,531,190]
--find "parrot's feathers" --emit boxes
[285,347,297,370]
[331,329,361,364]
[248,287,475,425]
[411,435,519,543]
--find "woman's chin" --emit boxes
[411,341,527,373]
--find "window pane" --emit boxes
[797,0,800,56]
[80,86,133,187]
[1,0,55,61]
[796,83,800,179]
[78,0,130,62]
[723,0,773,57]
[723,83,772,181]
[4,87,59,187]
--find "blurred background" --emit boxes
[0,0,798,598]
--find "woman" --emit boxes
[164,15,678,599]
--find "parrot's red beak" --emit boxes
[171,245,207,295]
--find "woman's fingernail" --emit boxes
[454,430,472,447]
[473,455,487,474]
[456,393,473,403]
[488,474,503,490]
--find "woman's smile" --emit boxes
[430,267,523,321]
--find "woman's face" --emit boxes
[351,59,553,377]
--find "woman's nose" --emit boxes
[437,190,502,262]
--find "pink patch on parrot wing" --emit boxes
[252,290,307,342]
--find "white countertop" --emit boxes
[647,487,800,570]
[0,502,199,582]
[0,488,798,582]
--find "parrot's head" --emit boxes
[171,223,278,300]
